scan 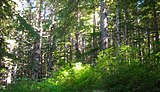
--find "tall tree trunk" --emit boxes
[137,19,142,61]
[75,32,81,59]
[69,36,73,62]
[32,0,43,79]
[116,0,121,46]
[63,37,66,63]
[70,39,73,62]
[136,7,142,61]
[48,25,54,77]
[39,0,43,79]
[147,24,150,57]
[75,2,81,59]
[48,6,55,77]
[93,9,96,48]
[153,0,159,52]
[92,8,97,62]
[6,64,12,85]
[82,36,85,61]
[0,37,3,59]
[124,9,129,45]
[100,0,109,50]
[32,42,40,79]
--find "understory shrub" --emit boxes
[1,46,160,92]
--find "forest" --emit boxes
[0,0,160,92]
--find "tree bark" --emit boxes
[48,25,54,77]
[32,0,43,79]
[100,0,109,50]
[124,9,129,45]
[75,2,81,59]
[116,0,121,46]
[153,0,159,52]
[92,8,97,62]
[147,25,150,57]
[48,5,55,77]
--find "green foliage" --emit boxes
[1,0,159,91]
[2,45,160,92]
[0,0,14,19]
[16,14,40,40]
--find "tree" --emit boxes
[0,0,160,89]
[116,0,121,46]
[100,0,109,50]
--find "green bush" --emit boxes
[1,46,160,92]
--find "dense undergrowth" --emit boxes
[1,46,160,92]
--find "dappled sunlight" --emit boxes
[5,39,17,52]
[74,62,82,71]
[0,0,160,91]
